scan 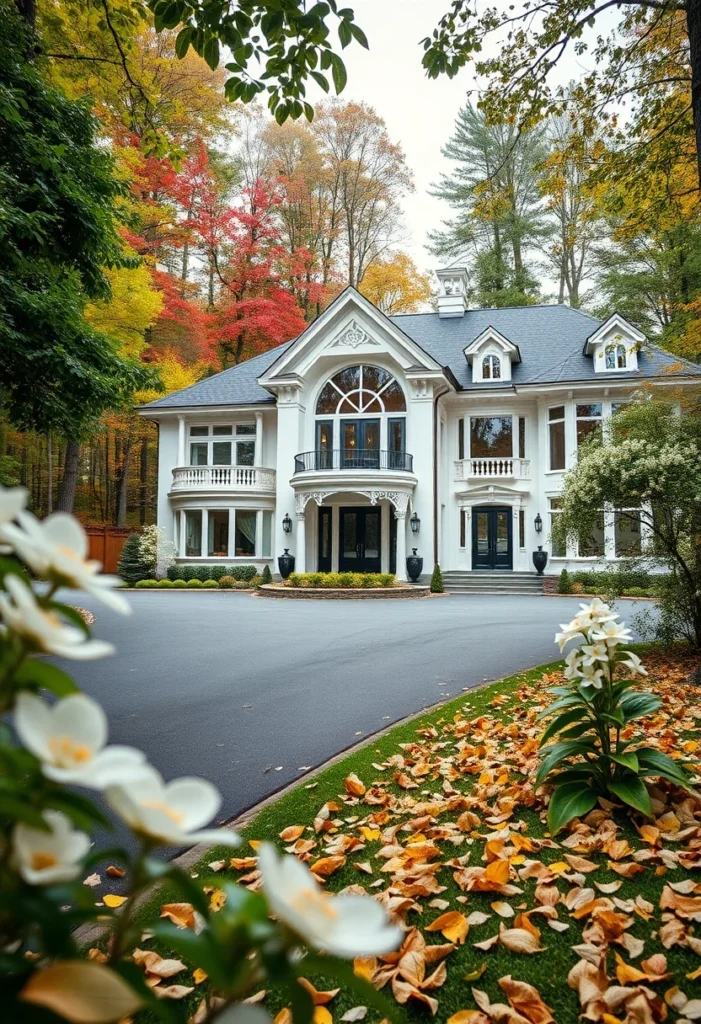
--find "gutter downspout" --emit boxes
[433,383,451,566]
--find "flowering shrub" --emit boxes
[139,524,176,579]
[537,598,692,834]
[0,486,401,1024]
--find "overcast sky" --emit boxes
[312,0,472,280]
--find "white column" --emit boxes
[296,511,306,572]
[395,511,407,581]
[227,509,236,560]
[255,510,263,558]
[179,509,186,557]
[254,412,263,466]
[177,416,186,466]
[201,508,207,558]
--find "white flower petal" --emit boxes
[163,778,221,832]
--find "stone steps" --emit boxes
[442,571,544,596]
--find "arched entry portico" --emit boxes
[293,486,413,579]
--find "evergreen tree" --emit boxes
[117,533,153,585]
[430,564,444,594]
[261,564,273,585]
[429,103,548,306]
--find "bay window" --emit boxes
[185,511,202,557]
[208,510,229,557]
[234,510,256,556]
[615,510,642,556]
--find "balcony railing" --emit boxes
[455,457,531,480]
[171,466,276,492]
[294,449,414,474]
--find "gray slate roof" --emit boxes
[140,304,701,410]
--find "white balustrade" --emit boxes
[171,466,276,493]
[454,458,531,480]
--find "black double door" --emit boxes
[472,506,513,570]
[339,507,382,573]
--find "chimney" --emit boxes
[436,267,468,318]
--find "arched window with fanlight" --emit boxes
[482,354,501,380]
[605,343,628,370]
[312,365,408,471]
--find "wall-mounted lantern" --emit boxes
[282,513,292,534]
[534,513,543,534]
[410,512,420,534]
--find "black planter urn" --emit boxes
[278,549,295,580]
[532,546,548,576]
[406,548,423,583]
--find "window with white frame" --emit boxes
[578,513,606,557]
[576,403,602,448]
[188,424,256,467]
[548,406,566,470]
[605,343,627,370]
[614,509,642,556]
[481,354,501,380]
[180,509,272,558]
[549,498,566,557]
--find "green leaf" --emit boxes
[43,789,112,831]
[535,739,598,789]
[47,601,91,635]
[618,691,661,723]
[539,706,590,745]
[310,70,330,92]
[203,36,220,70]
[329,52,347,93]
[14,660,79,697]
[0,795,49,829]
[349,21,369,48]
[610,751,639,773]
[338,19,351,47]
[608,774,652,816]
[537,694,588,720]
[636,747,691,787]
[547,781,599,835]
[174,27,192,59]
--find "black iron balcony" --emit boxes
[294,449,414,474]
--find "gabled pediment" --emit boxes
[463,326,521,364]
[257,287,446,391]
[583,313,645,355]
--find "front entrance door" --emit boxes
[472,507,512,570]
[339,507,382,572]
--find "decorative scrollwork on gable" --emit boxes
[329,319,379,350]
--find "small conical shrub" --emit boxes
[430,563,444,593]
[261,564,273,585]
[558,568,571,594]
[118,533,152,585]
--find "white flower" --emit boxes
[618,650,648,676]
[563,648,583,680]
[0,576,114,660]
[0,512,130,615]
[258,843,403,958]
[591,618,633,647]
[579,598,617,624]
[580,641,610,667]
[106,767,240,848]
[15,692,148,789]
[13,810,90,885]
[579,664,605,690]
[0,485,27,525]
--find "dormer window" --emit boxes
[482,355,501,380]
[605,343,627,370]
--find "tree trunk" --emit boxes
[115,439,132,528]
[46,434,53,514]
[139,437,148,525]
[688,0,701,189]
[56,442,80,513]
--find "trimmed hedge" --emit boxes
[166,564,259,582]
[557,567,662,597]
[287,572,395,589]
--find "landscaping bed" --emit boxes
[259,583,430,599]
[128,644,701,1024]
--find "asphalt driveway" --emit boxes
[57,591,649,828]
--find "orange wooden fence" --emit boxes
[85,526,133,574]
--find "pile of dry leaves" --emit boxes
[129,649,701,1023]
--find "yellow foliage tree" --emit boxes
[136,352,207,405]
[85,265,163,360]
[360,252,431,315]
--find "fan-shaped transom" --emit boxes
[316,365,406,414]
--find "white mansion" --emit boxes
[140,269,701,582]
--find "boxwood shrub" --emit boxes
[186,578,203,588]
[167,564,259,583]
[172,579,187,588]
[288,572,395,589]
